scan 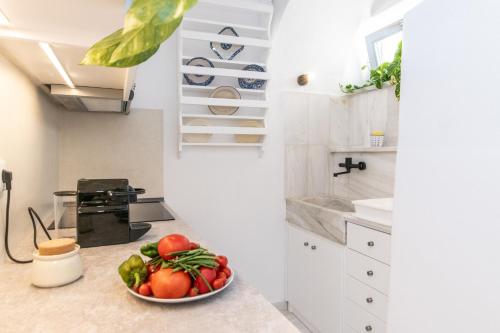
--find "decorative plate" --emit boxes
[127,272,235,304]
[210,27,244,60]
[238,64,266,89]
[184,57,215,86]
[183,118,212,143]
[234,120,264,144]
[208,86,241,115]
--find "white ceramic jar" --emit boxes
[32,245,83,287]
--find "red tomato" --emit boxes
[188,287,199,297]
[189,242,200,250]
[212,277,226,290]
[194,267,217,294]
[151,268,191,299]
[222,267,232,278]
[216,255,228,268]
[157,234,191,260]
[217,271,227,280]
[138,283,152,296]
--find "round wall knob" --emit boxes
[311,245,317,250]
[367,241,375,247]
[366,297,373,303]
[367,270,374,276]
[365,325,373,332]
[304,242,309,246]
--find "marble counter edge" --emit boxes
[344,214,392,234]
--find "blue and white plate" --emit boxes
[238,64,266,89]
[183,57,215,86]
[210,27,244,60]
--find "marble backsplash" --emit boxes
[283,92,331,197]
[284,86,399,200]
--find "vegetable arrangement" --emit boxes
[118,234,232,299]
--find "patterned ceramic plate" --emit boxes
[184,57,215,86]
[238,64,266,89]
[210,27,244,60]
[127,272,235,304]
[208,86,241,115]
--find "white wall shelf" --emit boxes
[183,114,265,121]
[182,142,264,147]
[183,18,267,33]
[182,126,266,135]
[181,96,268,108]
[330,146,398,153]
[182,30,271,48]
[182,55,266,68]
[178,1,273,155]
[199,0,273,14]
[182,85,265,95]
[180,65,270,80]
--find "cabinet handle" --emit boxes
[367,270,374,277]
[304,242,309,247]
[365,325,373,332]
[366,297,373,304]
[367,241,375,247]
[311,245,317,250]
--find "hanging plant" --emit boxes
[81,0,198,68]
[340,41,402,100]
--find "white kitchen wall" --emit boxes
[388,1,500,332]
[58,109,163,197]
[0,52,60,261]
[132,0,373,302]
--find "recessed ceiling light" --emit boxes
[0,9,10,26]
[39,42,75,89]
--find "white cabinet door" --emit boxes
[287,225,314,323]
[287,225,344,333]
[307,231,344,333]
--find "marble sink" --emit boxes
[286,196,355,244]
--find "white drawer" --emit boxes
[344,299,386,333]
[346,249,390,295]
[345,276,388,321]
[347,223,391,265]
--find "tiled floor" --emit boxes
[279,309,312,333]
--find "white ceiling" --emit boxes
[0,0,127,89]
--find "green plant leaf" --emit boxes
[81,0,198,68]
[80,29,125,66]
[109,0,198,65]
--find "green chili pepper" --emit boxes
[140,242,158,258]
[118,254,148,289]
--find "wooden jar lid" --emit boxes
[38,238,76,256]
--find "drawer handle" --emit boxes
[366,297,373,304]
[311,245,317,250]
[367,270,374,277]
[367,241,375,247]
[365,325,373,332]
[304,242,309,247]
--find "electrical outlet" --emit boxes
[0,159,6,193]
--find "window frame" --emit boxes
[365,21,403,68]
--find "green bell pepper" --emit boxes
[118,254,148,289]
[140,242,159,258]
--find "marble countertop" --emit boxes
[345,214,392,234]
[0,211,299,333]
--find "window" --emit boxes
[366,22,402,68]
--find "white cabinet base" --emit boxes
[287,224,344,333]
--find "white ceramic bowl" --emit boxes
[32,245,83,288]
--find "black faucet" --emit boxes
[333,157,367,177]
